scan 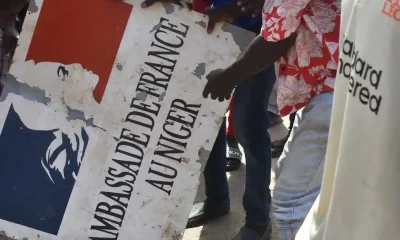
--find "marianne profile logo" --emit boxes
[0,105,89,235]
[382,0,400,21]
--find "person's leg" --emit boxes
[204,119,229,203]
[187,119,230,228]
[267,81,283,127]
[226,94,242,171]
[267,81,279,115]
[272,92,333,240]
[271,111,297,158]
[233,66,276,239]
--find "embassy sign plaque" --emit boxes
[0,0,255,239]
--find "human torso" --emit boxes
[296,0,400,239]
[262,0,341,116]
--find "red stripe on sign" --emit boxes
[26,0,133,103]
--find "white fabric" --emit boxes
[295,0,400,239]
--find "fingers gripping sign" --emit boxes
[203,69,235,102]
[204,7,235,34]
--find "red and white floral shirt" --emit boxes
[261,0,341,116]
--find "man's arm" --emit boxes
[203,34,296,101]
[229,33,296,84]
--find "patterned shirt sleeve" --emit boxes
[260,0,311,42]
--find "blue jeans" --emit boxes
[203,66,276,229]
[273,92,333,240]
[234,66,276,229]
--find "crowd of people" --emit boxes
[1,0,399,240]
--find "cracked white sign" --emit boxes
[0,0,255,239]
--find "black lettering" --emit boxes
[89,237,118,240]
[163,121,191,139]
[370,69,382,89]
[339,58,344,75]
[343,62,352,78]
[154,134,186,163]
[112,159,141,175]
[125,110,155,131]
[166,109,197,128]
[354,57,365,78]
[101,191,131,208]
[115,141,144,161]
[120,129,150,149]
[342,39,354,57]
[145,61,174,79]
[138,72,169,90]
[363,64,372,80]
[154,29,184,48]
[160,17,189,38]
[359,87,370,105]
[351,51,359,68]
[104,172,136,189]
[131,98,161,117]
[148,42,179,64]
[351,45,357,59]
[349,76,354,93]
[145,179,174,195]
[157,133,187,148]
[170,99,201,116]
[90,214,120,238]
[353,81,362,97]
[136,82,161,98]
[95,202,126,221]
[370,95,382,115]
[148,160,178,179]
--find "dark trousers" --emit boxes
[203,66,276,229]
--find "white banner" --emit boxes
[0,0,255,239]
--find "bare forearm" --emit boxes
[226,34,296,84]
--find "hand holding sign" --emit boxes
[202,69,237,102]
[203,7,235,34]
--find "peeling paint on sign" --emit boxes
[162,2,175,14]
[28,0,39,13]
[198,147,211,163]
[116,63,123,71]
[150,22,163,33]
[222,23,255,52]
[195,20,207,29]
[192,63,206,79]
[0,73,50,105]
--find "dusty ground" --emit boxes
[183,117,290,240]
